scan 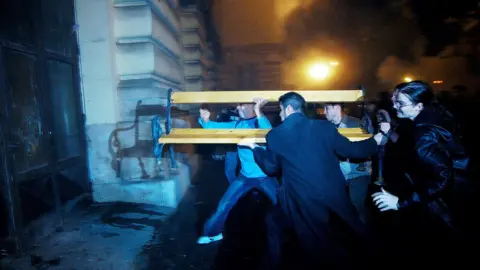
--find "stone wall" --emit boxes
[75,0,200,209]
[181,5,217,91]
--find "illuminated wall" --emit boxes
[75,0,197,209]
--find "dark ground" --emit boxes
[138,159,306,270]
[137,158,370,270]
[4,156,478,269]
[3,159,303,269]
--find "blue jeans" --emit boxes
[202,174,279,236]
[224,151,238,183]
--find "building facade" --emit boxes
[218,44,285,90]
[211,0,312,90]
[180,4,217,92]
[0,0,219,252]
[76,0,193,208]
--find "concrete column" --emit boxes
[75,0,197,209]
[180,5,217,92]
[75,0,119,191]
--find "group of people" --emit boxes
[195,81,472,269]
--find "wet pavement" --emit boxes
[3,159,277,270]
[5,157,478,269]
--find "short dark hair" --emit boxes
[278,92,306,112]
[200,103,212,111]
[395,80,434,106]
[324,103,344,110]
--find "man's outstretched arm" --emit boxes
[329,123,382,159]
[251,146,280,176]
[238,137,280,176]
[198,108,238,129]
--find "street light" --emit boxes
[404,76,413,82]
[308,64,330,80]
[329,61,339,66]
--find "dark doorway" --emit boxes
[0,0,89,251]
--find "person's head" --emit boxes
[278,92,306,121]
[366,102,377,114]
[235,103,255,119]
[324,103,344,125]
[392,80,434,120]
[200,103,212,112]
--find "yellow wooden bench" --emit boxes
[169,90,364,104]
[159,128,371,144]
[156,89,370,167]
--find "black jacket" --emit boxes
[251,113,377,235]
[396,107,464,228]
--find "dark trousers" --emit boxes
[202,174,278,236]
[264,206,289,270]
[264,195,380,270]
[347,175,371,224]
[264,205,368,269]
[383,207,469,267]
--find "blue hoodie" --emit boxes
[198,116,272,178]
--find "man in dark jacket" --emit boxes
[238,92,383,268]
[324,103,373,225]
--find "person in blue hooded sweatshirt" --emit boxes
[196,98,278,244]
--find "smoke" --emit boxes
[376,56,416,84]
[275,0,314,23]
[282,0,426,90]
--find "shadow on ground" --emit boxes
[133,158,371,269]
[99,202,167,231]
[135,159,277,270]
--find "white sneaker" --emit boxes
[196,233,223,245]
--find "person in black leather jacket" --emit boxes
[371,81,468,266]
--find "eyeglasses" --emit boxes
[392,101,414,108]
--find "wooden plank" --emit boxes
[167,128,366,136]
[158,134,371,144]
[158,128,371,144]
[171,90,363,104]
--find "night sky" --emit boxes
[410,0,479,55]
[188,0,479,56]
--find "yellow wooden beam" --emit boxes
[166,128,365,136]
[158,128,371,144]
[171,90,363,104]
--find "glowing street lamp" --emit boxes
[308,64,330,80]
[404,76,413,82]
